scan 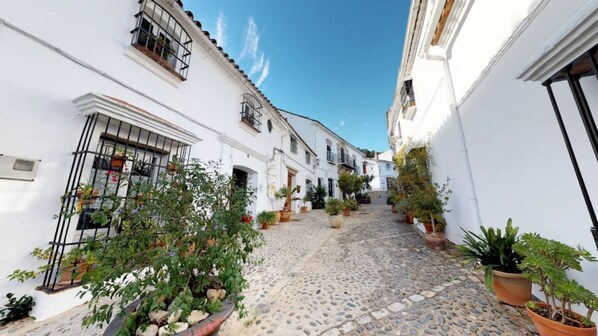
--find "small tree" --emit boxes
[311,185,327,209]
[338,172,361,200]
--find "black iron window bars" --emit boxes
[42,113,190,292]
[290,137,298,154]
[240,93,263,132]
[543,46,598,249]
[131,0,192,80]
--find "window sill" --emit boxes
[125,45,183,88]
[239,119,260,135]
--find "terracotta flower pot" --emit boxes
[424,233,446,249]
[492,270,531,307]
[272,211,281,225]
[343,208,351,216]
[423,223,433,234]
[110,154,127,171]
[260,222,269,230]
[329,215,343,228]
[407,213,414,224]
[59,260,93,284]
[525,302,596,336]
[300,206,308,213]
[279,210,292,222]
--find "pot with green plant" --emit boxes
[301,196,309,213]
[275,185,300,222]
[412,177,451,249]
[344,198,358,216]
[257,210,276,230]
[311,185,327,210]
[513,233,597,336]
[12,161,263,336]
[109,146,127,171]
[458,219,531,307]
[325,198,344,228]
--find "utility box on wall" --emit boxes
[0,154,41,181]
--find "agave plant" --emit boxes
[458,218,523,291]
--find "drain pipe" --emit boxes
[426,50,482,228]
[443,57,483,228]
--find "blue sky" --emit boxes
[184,1,410,152]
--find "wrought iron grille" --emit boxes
[131,0,192,80]
[305,151,311,165]
[543,46,598,249]
[326,149,336,164]
[240,93,263,132]
[42,113,190,292]
[290,137,298,154]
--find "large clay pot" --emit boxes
[407,213,414,224]
[272,211,281,225]
[343,208,351,216]
[104,297,235,336]
[492,270,531,307]
[260,222,269,230]
[329,215,343,228]
[424,233,446,249]
[423,223,433,234]
[525,302,596,336]
[279,210,292,222]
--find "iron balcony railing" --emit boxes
[338,155,355,167]
[327,151,336,163]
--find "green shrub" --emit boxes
[311,185,327,209]
[325,199,344,216]
[256,210,276,225]
[513,234,598,327]
[0,293,35,325]
[344,198,359,211]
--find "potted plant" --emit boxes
[300,196,309,213]
[343,198,358,216]
[458,219,531,307]
[513,234,598,336]
[274,185,300,222]
[325,198,344,228]
[311,185,327,210]
[109,146,127,171]
[75,183,99,210]
[256,211,276,230]
[411,177,451,249]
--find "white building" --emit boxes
[364,150,397,194]
[0,0,317,320]
[388,0,598,315]
[280,110,365,199]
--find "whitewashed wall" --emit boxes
[395,0,598,316]
[0,0,314,319]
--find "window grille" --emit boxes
[326,146,336,164]
[305,151,311,165]
[131,0,192,80]
[240,93,263,132]
[290,137,298,154]
[42,113,190,292]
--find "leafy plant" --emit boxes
[325,198,344,216]
[0,293,35,325]
[410,177,451,234]
[513,234,598,327]
[64,160,264,332]
[458,219,523,291]
[274,185,300,210]
[256,211,276,225]
[344,198,359,211]
[338,172,362,199]
[311,185,327,210]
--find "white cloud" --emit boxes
[240,17,259,59]
[215,11,227,47]
[255,59,270,87]
[340,120,346,127]
[248,51,265,76]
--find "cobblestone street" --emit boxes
[2,199,537,336]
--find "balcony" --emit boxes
[337,155,355,169]
[327,152,336,164]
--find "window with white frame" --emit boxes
[290,136,298,154]
[305,151,311,164]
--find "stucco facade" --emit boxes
[388,0,598,318]
[280,110,365,199]
[0,0,317,320]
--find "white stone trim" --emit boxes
[125,45,183,88]
[518,1,598,82]
[220,135,268,162]
[73,93,201,145]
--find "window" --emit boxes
[290,136,298,154]
[267,119,273,133]
[318,178,323,188]
[386,163,391,170]
[401,79,417,120]
[328,179,334,197]
[240,93,263,132]
[305,151,311,164]
[131,0,192,80]
[44,113,190,292]
[326,142,336,163]
[352,155,356,167]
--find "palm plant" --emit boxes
[458,218,523,291]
